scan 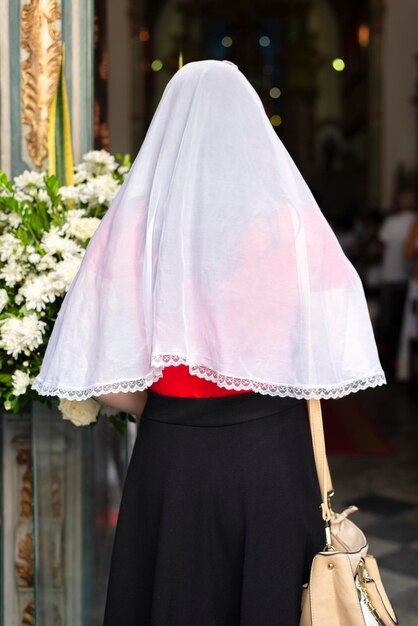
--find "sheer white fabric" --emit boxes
[31,59,386,400]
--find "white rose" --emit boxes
[58,398,100,426]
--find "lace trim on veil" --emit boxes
[31,353,387,401]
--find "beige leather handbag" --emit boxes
[300,399,399,626]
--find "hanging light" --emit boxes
[269,87,281,99]
[358,23,370,47]
[151,59,163,71]
[259,35,270,47]
[270,115,282,127]
[332,58,345,72]
[221,36,233,47]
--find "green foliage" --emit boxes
[108,412,137,435]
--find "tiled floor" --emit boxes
[328,381,418,624]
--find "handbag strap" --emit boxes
[307,398,334,522]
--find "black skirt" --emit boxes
[102,390,325,626]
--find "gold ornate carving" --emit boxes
[15,446,34,588]
[16,447,32,518]
[53,605,63,626]
[21,0,62,168]
[21,599,62,626]
[51,465,62,518]
[15,531,34,587]
[22,600,35,626]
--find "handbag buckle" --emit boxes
[322,490,336,551]
[323,520,336,552]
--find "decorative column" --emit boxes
[367,0,385,209]
[279,0,321,185]
[129,0,146,149]
[413,53,418,183]
[0,0,94,178]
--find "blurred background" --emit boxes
[0,0,418,624]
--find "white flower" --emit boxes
[15,190,33,202]
[27,252,42,265]
[66,216,101,241]
[82,150,118,173]
[0,233,24,262]
[59,185,82,203]
[66,208,87,217]
[73,169,89,184]
[41,226,83,257]
[37,252,58,271]
[14,170,46,190]
[0,289,8,313]
[0,313,46,358]
[51,256,83,291]
[5,213,22,228]
[18,274,59,311]
[58,398,100,427]
[0,259,26,288]
[78,175,120,207]
[118,165,130,175]
[37,188,52,207]
[12,370,31,396]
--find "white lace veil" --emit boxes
[31,59,386,400]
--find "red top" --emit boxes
[149,364,253,397]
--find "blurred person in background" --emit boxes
[330,215,359,260]
[377,188,416,377]
[356,210,384,328]
[397,201,418,383]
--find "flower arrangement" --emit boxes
[0,150,133,430]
